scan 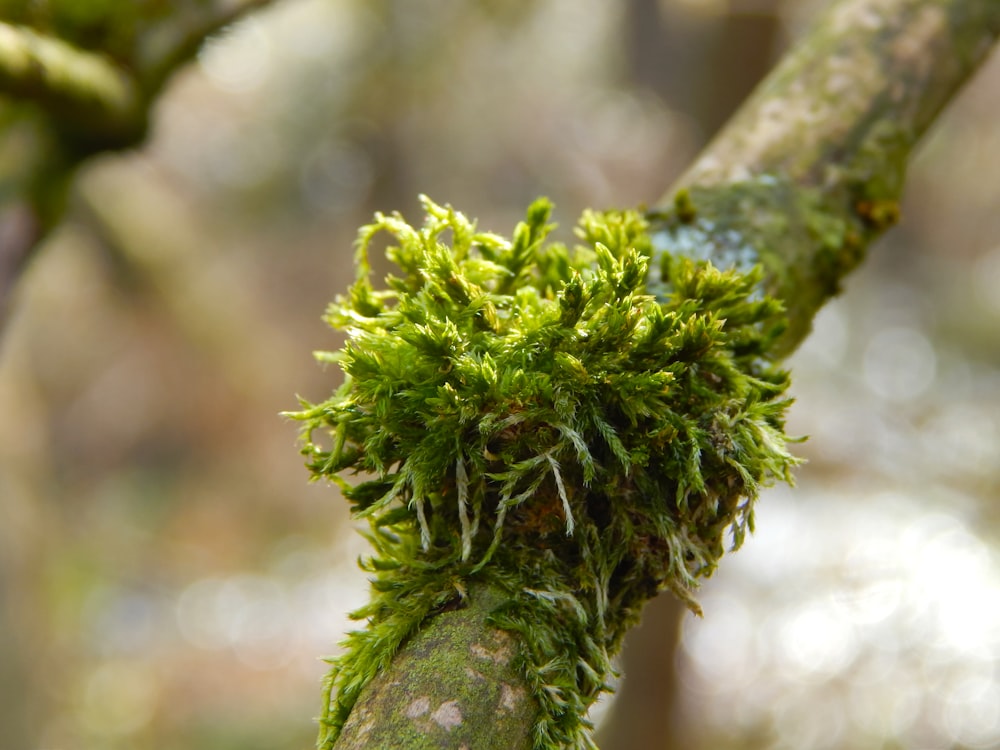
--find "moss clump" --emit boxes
[290,196,798,749]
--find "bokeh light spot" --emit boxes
[681,595,758,687]
[863,326,937,401]
[942,676,1000,748]
[775,601,858,682]
[78,660,158,737]
[199,18,272,94]
[175,574,293,669]
[792,302,849,370]
[298,140,374,215]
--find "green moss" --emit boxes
[672,187,697,224]
[290,196,799,749]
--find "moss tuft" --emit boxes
[289,196,799,749]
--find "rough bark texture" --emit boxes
[657,0,1000,352]
[333,585,537,750]
[332,1,999,748]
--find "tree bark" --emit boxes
[659,0,1000,353]
[332,585,537,750]
[332,0,1000,747]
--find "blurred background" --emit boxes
[0,0,998,748]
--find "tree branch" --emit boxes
[331,0,1000,747]
[0,23,142,146]
[0,0,280,342]
[330,584,537,750]
[656,0,1000,352]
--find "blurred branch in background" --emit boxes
[624,0,786,142]
[0,22,140,139]
[0,0,277,335]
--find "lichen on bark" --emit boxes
[661,0,1000,353]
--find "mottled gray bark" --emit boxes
[658,0,1000,353]
[333,585,537,750]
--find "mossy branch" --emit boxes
[654,0,1000,353]
[299,197,798,750]
[329,583,537,750]
[301,1,1000,749]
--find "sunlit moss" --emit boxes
[290,196,799,748]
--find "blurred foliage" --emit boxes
[0,0,148,59]
[0,1,998,749]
